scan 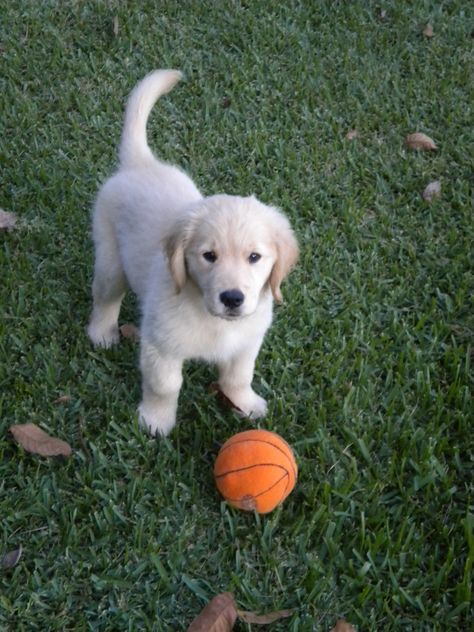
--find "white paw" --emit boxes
[220,387,268,419]
[138,402,176,437]
[87,321,119,348]
[243,392,268,419]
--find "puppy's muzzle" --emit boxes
[220,289,245,311]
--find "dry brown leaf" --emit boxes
[422,180,441,201]
[346,129,359,141]
[0,209,17,231]
[1,546,22,569]
[10,423,72,457]
[187,592,237,632]
[237,608,294,624]
[208,384,244,414]
[405,132,437,151]
[120,323,140,342]
[53,395,71,405]
[330,618,356,632]
[423,23,434,38]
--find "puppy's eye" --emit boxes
[203,251,217,263]
[248,252,261,264]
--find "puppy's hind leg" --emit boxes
[88,211,127,348]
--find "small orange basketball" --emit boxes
[214,429,297,514]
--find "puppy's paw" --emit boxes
[242,392,268,419]
[87,322,120,348]
[219,386,268,419]
[138,402,176,437]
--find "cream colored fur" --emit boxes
[88,70,298,436]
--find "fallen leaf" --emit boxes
[423,23,434,38]
[120,323,140,342]
[187,592,237,632]
[10,423,72,457]
[0,209,17,231]
[1,546,22,569]
[405,132,437,151]
[330,619,356,632]
[237,608,294,624]
[112,16,119,37]
[362,209,376,224]
[346,129,359,141]
[422,180,441,201]
[53,395,71,405]
[208,384,244,414]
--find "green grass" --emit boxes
[1,1,473,629]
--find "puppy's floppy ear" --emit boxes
[165,227,188,292]
[269,216,299,304]
[164,204,202,292]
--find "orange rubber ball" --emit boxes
[214,429,297,514]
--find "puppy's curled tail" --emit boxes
[119,69,182,168]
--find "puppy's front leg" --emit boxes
[218,341,268,419]
[139,342,183,436]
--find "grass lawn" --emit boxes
[1,1,473,629]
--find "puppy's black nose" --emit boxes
[220,289,245,309]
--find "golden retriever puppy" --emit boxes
[88,70,298,436]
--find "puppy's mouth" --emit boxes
[208,307,246,321]
[214,310,244,321]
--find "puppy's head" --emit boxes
[166,195,298,319]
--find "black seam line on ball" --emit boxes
[224,472,289,502]
[215,463,288,479]
[216,464,292,499]
[217,438,297,479]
